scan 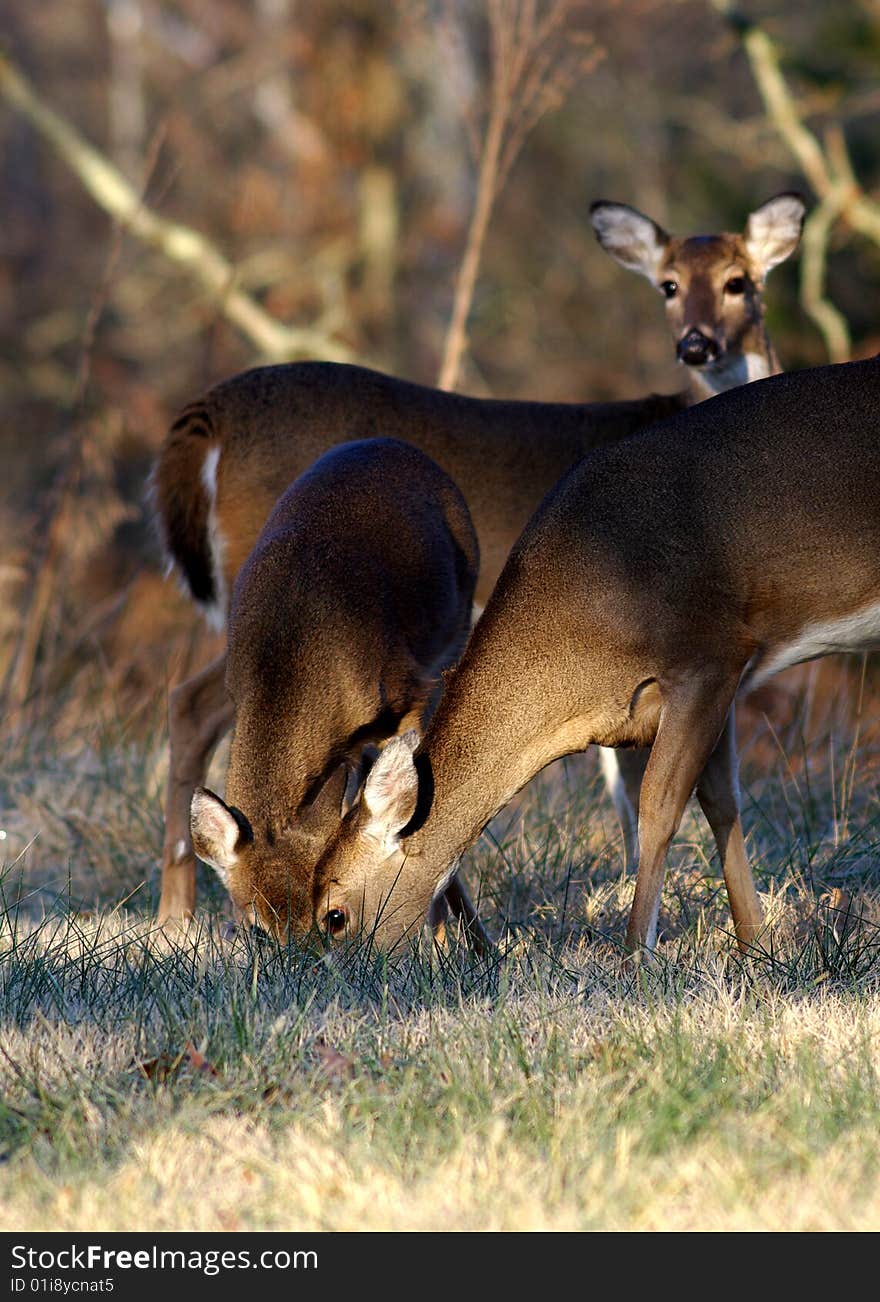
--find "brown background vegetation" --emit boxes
[2,0,880,740]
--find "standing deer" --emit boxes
[187,438,487,947]
[590,192,804,858]
[304,358,880,956]
[154,194,804,923]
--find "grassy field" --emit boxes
[2,661,880,1232]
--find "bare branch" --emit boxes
[0,49,354,364]
[738,22,833,196]
[437,1,601,391]
[800,199,851,364]
[710,4,880,363]
[437,74,507,391]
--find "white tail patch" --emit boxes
[200,445,228,631]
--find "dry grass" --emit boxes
[2,660,880,1232]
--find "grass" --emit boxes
[2,662,880,1231]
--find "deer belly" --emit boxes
[749,601,880,687]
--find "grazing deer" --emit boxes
[188,438,487,946]
[154,194,804,923]
[305,357,880,956]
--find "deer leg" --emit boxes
[626,677,739,954]
[599,745,648,869]
[441,873,492,954]
[826,887,850,914]
[695,704,765,953]
[157,653,234,924]
[427,891,450,950]
[818,885,857,947]
[428,875,492,955]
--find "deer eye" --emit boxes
[725,276,746,295]
[323,908,348,937]
[659,280,678,299]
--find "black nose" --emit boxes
[676,330,719,366]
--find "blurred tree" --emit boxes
[0,0,877,727]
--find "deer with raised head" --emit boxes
[590,194,802,398]
[154,194,804,923]
[303,358,880,956]
[186,437,488,946]
[590,191,806,864]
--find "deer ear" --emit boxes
[343,743,381,814]
[590,201,670,281]
[361,732,420,842]
[300,764,349,836]
[744,192,805,279]
[190,787,251,885]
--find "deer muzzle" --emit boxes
[676,329,720,367]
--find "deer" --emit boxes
[186,437,489,948]
[300,356,880,957]
[590,192,805,859]
[153,193,804,924]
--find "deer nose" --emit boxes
[676,329,719,366]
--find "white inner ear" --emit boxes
[591,203,668,281]
[190,788,241,881]
[207,860,231,889]
[744,194,805,278]
[362,736,419,839]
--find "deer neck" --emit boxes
[400,642,587,902]
[403,747,516,889]
[225,695,326,836]
[686,317,779,404]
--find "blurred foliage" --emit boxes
[1,0,879,726]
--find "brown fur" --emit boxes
[658,231,778,387]
[155,196,804,922]
[159,369,685,611]
[309,358,880,956]
[151,403,218,605]
[189,438,483,939]
[590,193,805,401]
